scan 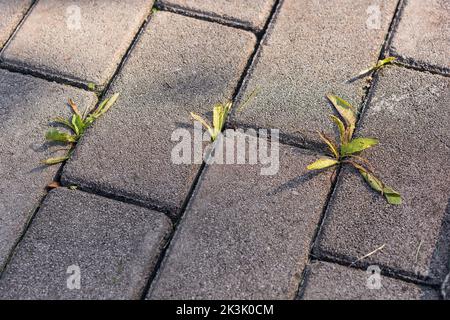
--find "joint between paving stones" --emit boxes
[296,258,441,300]
[0,0,37,55]
[89,7,158,99]
[227,120,334,155]
[0,63,91,91]
[0,194,43,279]
[311,250,443,290]
[63,183,176,220]
[228,0,284,103]
[293,164,343,299]
[390,58,450,77]
[384,0,450,77]
[155,2,260,35]
[139,162,210,299]
[379,0,405,59]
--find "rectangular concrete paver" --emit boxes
[62,12,256,217]
[315,67,450,283]
[1,0,155,88]
[300,261,439,300]
[0,69,97,271]
[0,0,33,49]
[159,0,276,31]
[232,0,398,148]
[148,132,333,299]
[390,0,450,70]
[0,188,172,299]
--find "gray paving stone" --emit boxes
[300,261,439,300]
[0,0,33,49]
[232,0,398,148]
[390,0,450,70]
[315,67,450,283]
[0,188,172,299]
[148,132,333,299]
[62,12,256,217]
[159,0,276,31]
[0,69,96,271]
[1,0,155,88]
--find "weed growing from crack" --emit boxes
[357,56,397,77]
[307,94,401,205]
[190,101,232,142]
[190,89,259,142]
[42,93,120,165]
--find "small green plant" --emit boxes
[189,89,259,142]
[307,94,401,205]
[87,82,96,91]
[42,93,119,165]
[357,56,397,77]
[190,101,232,142]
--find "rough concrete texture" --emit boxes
[159,0,276,31]
[315,67,450,283]
[148,132,333,299]
[1,0,155,88]
[0,0,33,48]
[0,69,96,271]
[0,188,172,299]
[300,261,439,300]
[62,12,256,217]
[390,0,450,70]
[232,0,397,148]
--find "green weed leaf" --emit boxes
[356,57,397,77]
[358,169,401,205]
[98,93,119,117]
[190,112,215,140]
[213,104,223,136]
[93,93,119,119]
[329,115,346,144]
[376,57,396,69]
[359,169,384,193]
[318,132,339,159]
[53,117,76,133]
[71,114,85,136]
[307,158,339,170]
[41,155,69,165]
[45,129,77,143]
[87,82,96,91]
[383,186,402,205]
[327,94,356,140]
[327,94,356,126]
[341,137,378,156]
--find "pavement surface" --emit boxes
[0,0,448,300]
